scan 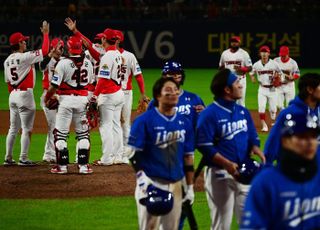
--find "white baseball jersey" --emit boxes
[98,49,123,85]
[251,59,283,85]
[84,43,105,77]
[4,50,43,87]
[273,57,300,83]
[120,50,142,90]
[51,56,94,89]
[219,48,252,77]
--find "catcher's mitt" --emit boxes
[136,96,151,114]
[86,98,99,129]
[272,73,282,87]
[46,96,59,110]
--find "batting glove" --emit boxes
[182,185,195,205]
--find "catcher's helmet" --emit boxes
[67,36,82,55]
[162,61,185,85]
[237,159,262,185]
[144,184,174,216]
[50,38,64,49]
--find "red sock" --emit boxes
[259,113,266,121]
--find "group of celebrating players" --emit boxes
[3,19,320,230]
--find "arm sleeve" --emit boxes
[41,33,49,56]
[135,73,145,94]
[196,110,219,158]
[244,51,253,67]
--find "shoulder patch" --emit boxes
[101,64,108,70]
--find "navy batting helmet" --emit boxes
[143,184,174,216]
[162,61,185,85]
[281,112,320,137]
[67,36,83,55]
[237,158,262,185]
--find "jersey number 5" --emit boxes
[10,67,18,81]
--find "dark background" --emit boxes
[1,0,319,68]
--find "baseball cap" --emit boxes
[9,32,29,45]
[281,112,320,137]
[230,36,241,43]
[103,28,117,41]
[114,30,124,42]
[279,46,289,56]
[259,45,270,53]
[94,33,106,41]
[50,38,64,49]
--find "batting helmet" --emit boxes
[50,38,64,49]
[143,184,174,216]
[281,112,320,137]
[67,36,82,55]
[237,158,262,185]
[162,61,185,85]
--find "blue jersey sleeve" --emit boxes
[245,109,260,147]
[128,115,146,150]
[196,108,219,159]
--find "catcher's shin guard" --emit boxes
[78,149,89,164]
[57,148,69,165]
[54,129,69,165]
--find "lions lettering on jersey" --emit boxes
[155,129,186,148]
[283,196,320,227]
[221,119,248,140]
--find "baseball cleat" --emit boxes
[18,160,36,166]
[92,159,113,166]
[3,159,16,166]
[50,165,68,174]
[261,126,269,132]
[79,164,93,174]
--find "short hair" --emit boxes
[210,68,230,99]
[152,77,179,107]
[107,39,116,45]
[298,73,320,100]
[10,44,20,52]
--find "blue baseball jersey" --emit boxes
[148,90,205,127]
[128,107,195,182]
[241,166,320,229]
[264,96,320,165]
[196,98,260,166]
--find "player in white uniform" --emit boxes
[274,46,300,110]
[39,38,64,163]
[3,21,49,166]
[219,36,252,107]
[114,30,146,164]
[45,36,94,174]
[250,46,283,132]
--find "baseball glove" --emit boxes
[272,73,282,87]
[136,96,151,114]
[46,96,59,110]
[86,97,99,129]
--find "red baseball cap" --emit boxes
[50,38,64,49]
[114,30,124,42]
[259,45,270,53]
[279,46,289,56]
[230,36,241,43]
[103,28,117,41]
[9,32,29,45]
[94,33,106,41]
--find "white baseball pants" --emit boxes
[121,89,133,146]
[277,82,295,110]
[258,86,277,114]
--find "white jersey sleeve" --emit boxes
[243,50,253,67]
[218,51,225,67]
[98,50,122,85]
[51,60,65,86]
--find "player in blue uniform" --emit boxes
[196,69,265,230]
[264,73,320,166]
[241,112,320,229]
[127,78,195,230]
[148,61,205,127]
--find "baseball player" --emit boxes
[264,73,320,166]
[196,69,265,230]
[127,77,195,230]
[250,45,283,132]
[39,38,64,163]
[241,112,320,229]
[219,36,253,107]
[3,21,50,166]
[114,29,146,164]
[45,36,94,174]
[274,46,300,110]
[148,61,205,128]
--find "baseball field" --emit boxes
[0,68,318,229]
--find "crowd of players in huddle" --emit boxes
[3,19,320,229]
